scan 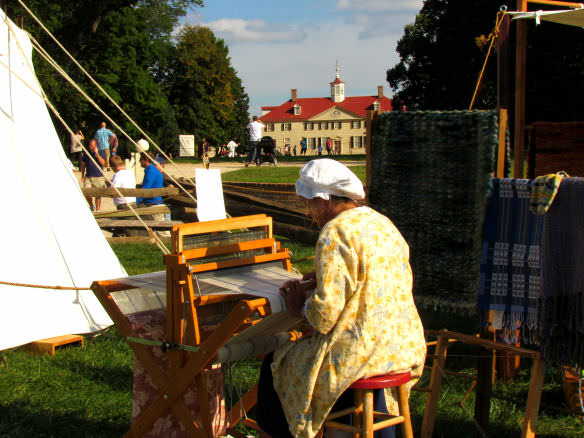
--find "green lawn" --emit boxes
[0,242,582,437]
[222,165,366,184]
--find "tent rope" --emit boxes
[15,0,198,207]
[0,280,91,290]
[0,28,170,255]
[469,7,508,110]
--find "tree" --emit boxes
[387,0,584,123]
[167,25,250,147]
[387,0,499,111]
[8,1,202,153]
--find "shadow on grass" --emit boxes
[51,356,133,394]
[0,402,129,438]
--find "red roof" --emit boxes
[330,77,344,84]
[261,95,393,122]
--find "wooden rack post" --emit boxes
[365,109,382,199]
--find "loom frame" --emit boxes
[91,214,295,438]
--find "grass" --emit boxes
[222,165,366,184]
[1,242,582,437]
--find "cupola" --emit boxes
[330,67,345,103]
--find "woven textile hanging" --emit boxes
[369,111,497,312]
[539,177,584,367]
[478,178,544,344]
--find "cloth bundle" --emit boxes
[478,178,544,343]
[539,177,584,367]
[368,110,497,311]
[529,171,569,215]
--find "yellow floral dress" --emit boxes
[272,206,426,438]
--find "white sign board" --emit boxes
[179,134,195,157]
[195,168,227,222]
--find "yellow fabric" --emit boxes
[529,171,569,215]
[272,206,426,438]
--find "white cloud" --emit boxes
[224,19,407,116]
[345,11,416,39]
[336,0,423,12]
[206,18,308,44]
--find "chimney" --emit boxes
[291,89,298,101]
[377,86,384,99]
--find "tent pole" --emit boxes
[513,0,528,178]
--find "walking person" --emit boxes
[245,116,264,167]
[70,129,84,168]
[94,121,114,170]
[80,139,106,211]
[300,138,307,155]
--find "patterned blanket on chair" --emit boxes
[478,178,544,343]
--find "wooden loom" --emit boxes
[91,214,308,438]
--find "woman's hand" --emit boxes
[302,271,316,286]
[279,279,308,317]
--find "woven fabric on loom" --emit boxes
[478,178,544,343]
[369,111,497,311]
[539,177,584,367]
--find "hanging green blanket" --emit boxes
[478,178,544,344]
[368,111,497,312]
[539,177,584,367]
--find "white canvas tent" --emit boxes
[510,7,584,27]
[0,11,125,350]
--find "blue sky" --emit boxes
[183,0,424,116]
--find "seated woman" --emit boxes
[257,159,426,438]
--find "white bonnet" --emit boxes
[296,159,365,201]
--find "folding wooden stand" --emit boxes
[92,214,300,438]
[420,330,546,438]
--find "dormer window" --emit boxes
[293,103,301,115]
[373,101,381,111]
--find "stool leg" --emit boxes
[363,389,374,438]
[354,389,363,438]
[397,384,414,438]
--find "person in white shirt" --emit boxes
[245,116,265,166]
[110,155,136,210]
[226,139,239,158]
[70,129,84,168]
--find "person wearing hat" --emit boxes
[256,159,426,438]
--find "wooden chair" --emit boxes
[324,371,413,438]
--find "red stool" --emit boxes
[324,371,413,438]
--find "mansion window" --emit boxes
[281,123,292,131]
[319,122,329,130]
[351,120,362,129]
[304,122,314,130]
[373,101,381,111]
[333,121,342,129]
[350,136,364,148]
[293,104,301,115]
[307,137,317,149]
[265,123,275,132]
